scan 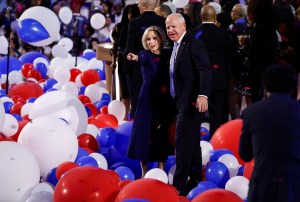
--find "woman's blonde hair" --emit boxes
[141,26,166,50]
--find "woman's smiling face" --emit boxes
[145,31,161,52]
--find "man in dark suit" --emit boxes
[195,5,232,138]
[239,63,300,202]
[124,0,167,119]
[165,13,212,195]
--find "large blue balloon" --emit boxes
[76,156,98,167]
[187,181,218,200]
[0,56,23,74]
[205,161,230,188]
[96,127,118,147]
[114,166,135,180]
[74,147,89,162]
[18,51,49,64]
[17,18,50,43]
[209,149,234,162]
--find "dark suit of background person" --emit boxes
[166,13,212,195]
[124,0,166,119]
[239,64,300,202]
[195,5,232,138]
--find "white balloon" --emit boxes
[53,67,70,84]
[225,176,249,199]
[58,7,73,25]
[21,103,34,117]
[144,168,168,184]
[86,124,99,138]
[51,44,68,59]
[28,91,88,136]
[33,57,50,67]
[18,116,78,178]
[1,96,13,103]
[201,141,214,166]
[84,84,107,103]
[0,100,4,131]
[218,154,240,178]
[1,114,18,136]
[90,13,106,30]
[201,122,210,131]
[19,6,60,47]
[108,100,125,122]
[168,165,176,185]
[0,142,40,202]
[172,0,189,8]
[58,37,73,52]
[8,70,23,84]
[0,36,8,54]
[61,82,78,97]
[89,153,108,169]
[88,58,104,70]
[75,74,84,87]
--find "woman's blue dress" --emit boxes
[127,49,175,162]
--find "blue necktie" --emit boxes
[170,42,178,98]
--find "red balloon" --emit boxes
[210,119,246,165]
[82,147,94,154]
[53,166,120,202]
[56,161,78,180]
[91,114,118,129]
[9,119,30,141]
[10,95,26,105]
[84,103,98,117]
[10,102,23,115]
[243,159,254,180]
[179,196,190,202]
[115,178,180,202]
[80,69,100,86]
[77,133,99,152]
[8,82,44,101]
[192,189,243,202]
[21,63,34,77]
[0,133,14,142]
[78,95,92,104]
[70,68,82,82]
[27,69,42,81]
[100,105,108,114]
[118,180,133,190]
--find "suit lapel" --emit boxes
[174,38,187,71]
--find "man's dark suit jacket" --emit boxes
[194,23,231,90]
[239,94,300,202]
[173,32,211,112]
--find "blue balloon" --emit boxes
[75,147,89,162]
[94,100,110,110]
[148,162,158,170]
[45,167,58,186]
[76,156,98,167]
[94,68,106,80]
[18,51,49,64]
[96,127,118,147]
[26,97,37,103]
[3,101,13,113]
[17,18,50,43]
[114,166,135,180]
[43,78,58,92]
[0,56,23,74]
[110,162,127,170]
[0,89,7,96]
[187,181,218,200]
[238,165,245,176]
[11,114,23,121]
[205,161,230,188]
[209,149,234,162]
[164,155,176,173]
[35,62,48,78]
[200,127,210,141]
[81,51,96,60]
[78,86,86,95]
[85,106,92,117]
[101,93,111,102]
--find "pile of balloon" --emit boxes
[0,3,254,202]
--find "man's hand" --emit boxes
[196,96,208,112]
[127,53,138,61]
